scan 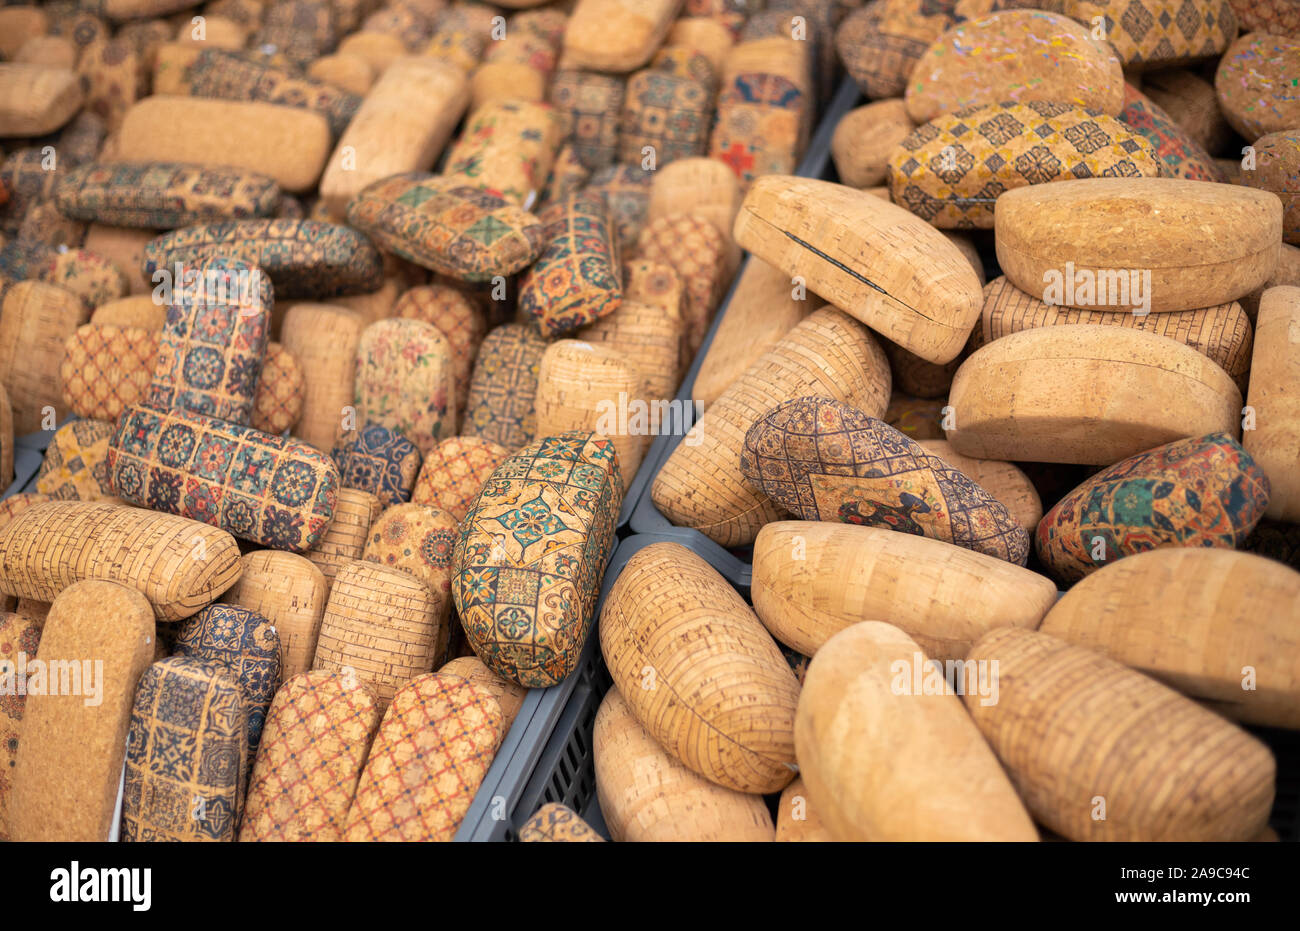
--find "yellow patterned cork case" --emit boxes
[889,100,1162,229]
[1052,0,1237,69]
[35,419,117,502]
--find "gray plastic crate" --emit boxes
[2,429,57,500]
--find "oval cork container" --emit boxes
[795,622,1038,842]
[651,308,891,548]
[280,303,364,454]
[600,542,801,795]
[306,488,383,589]
[947,325,1243,465]
[751,522,1057,663]
[593,689,775,843]
[1041,548,1300,730]
[965,628,1276,842]
[775,777,835,843]
[226,550,328,681]
[994,178,1282,314]
[915,439,1043,533]
[518,803,605,843]
[1245,286,1300,521]
[733,176,983,364]
[438,656,528,732]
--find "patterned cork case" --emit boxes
[36,419,117,502]
[1118,83,1224,182]
[0,611,43,840]
[463,324,548,451]
[240,670,381,842]
[453,432,622,688]
[548,70,625,172]
[518,802,604,842]
[344,673,503,842]
[363,504,458,616]
[519,194,622,336]
[442,99,565,207]
[355,319,455,456]
[55,162,281,229]
[411,437,512,522]
[331,424,422,508]
[9,581,154,841]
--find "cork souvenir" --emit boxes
[363,503,457,614]
[835,0,957,101]
[796,622,1037,842]
[175,14,248,49]
[581,164,652,253]
[646,157,743,269]
[618,70,712,168]
[61,324,156,422]
[355,319,454,456]
[1036,433,1271,583]
[334,28,404,71]
[1061,0,1236,68]
[995,179,1282,314]
[0,385,11,489]
[540,145,592,209]
[666,14,735,72]
[109,97,329,194]
[151,46,360,139]
[1228,0,1300,36]
[75,37,143,133]
[652,309,892,547]
[692,258,811,408]
[0,150,60,238]
[535,341,649,485]
[345,673,502,842]
[1118,83,1224,182]
[308,54,374,96]
[518,803,604,843]
[1141,68,1233,156]
[147,257,270,426]
[44,7,109,53]
[442,100,564,209]
[395,285,487,418]
[637,213,726,360]
[437,656,527,732]
[56,163,280,230]
[562,0,681,72]
[1242,132,1300,245]
[8,581,154,842]
[346,174,544,284]
[710,62,809,189]
[239,670,379,842]
[734,176,983,364]
[109,404,341,551]
[452,432,622,687]
[594,689,776,843]
[548,71,625,173]
[0,242,128,309]
[227,551,327,681]
[881,337,962,399]
[889,101,1161,229]
[917,439,1043,531]
[359,4,434,48]
[0,64,83,137]
[35,419,117,502]
[0,610,43,840]
[741,398,1030,564]
[831,100,916,190]
[251,344,305,436]
[578,295,685,404]
[14,36,78,70]
[410,437,510,523]
[143,220,383,301]
[0,281,90,434]
[601,542,800,794]
[120,655,248,842]
[0,7,50,59]
[519,194,623,337]
[319,57,470,219]
[1242,243,1300,321]
[306,489,381,587]
[1216,33,1300,140]
[17,200,86,251]
[279,303,363,454]
[650,46,717,92]
[251,0,335,67]
[752,521,1056,662]
[965,628,1275,841]
[776,777,834,843]
[473,32,557,110]
[423,4,495,71]
[82,225,156,297]
[948,326,1242,464]
[1245,287,1300,521]
[973,276,1255,391]
[904,11,1124,124]
[331,425,422,508]
[313,561,445,706]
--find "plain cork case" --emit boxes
[1042,548,1300,730]
[0,501,242,622]
[776,777,834,843]
[593,688,775,843]
[966,627,1276,842]
[947,324,1243,465]
[795,622,1038,842]
[734,176,983,364]
[751,522,1057,663]
[0,64,83,137]
[109,96,331,194]
[225,550,329,682]
[1245,286,1300,520]
[280,303,364,453]
[319,57,470,219]
[830,99,915,189]
[9,580,155,841]
[306,488,382,589]
[651,307,891,547]
[562,0,682,73]
[600,542,801,795]
[994,178,1283,314]
[0,280,89,434]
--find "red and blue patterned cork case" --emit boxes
[108,404,340,553]
[148,257,271,426]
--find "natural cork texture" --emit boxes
[600,542,800,795]
[947,325,1243,465]
[1042,548,1300,730]
[1245,287,1300,520]
[280,303,364,453]
[9,580,154,841]
[734,176,983,364]
[562,0,680,72]
[306,489,382,588]
[966,627,1276,842]
[518,803,604,842]
[438,656,527,732]
[0,280,89,434]
[0,501,242,622]
[226,551,328,682]
[0,64,83,137]
[795,622,1037,842]
[593,688,775,843]
[752,522,1056,663]
[916,440,1043,532]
